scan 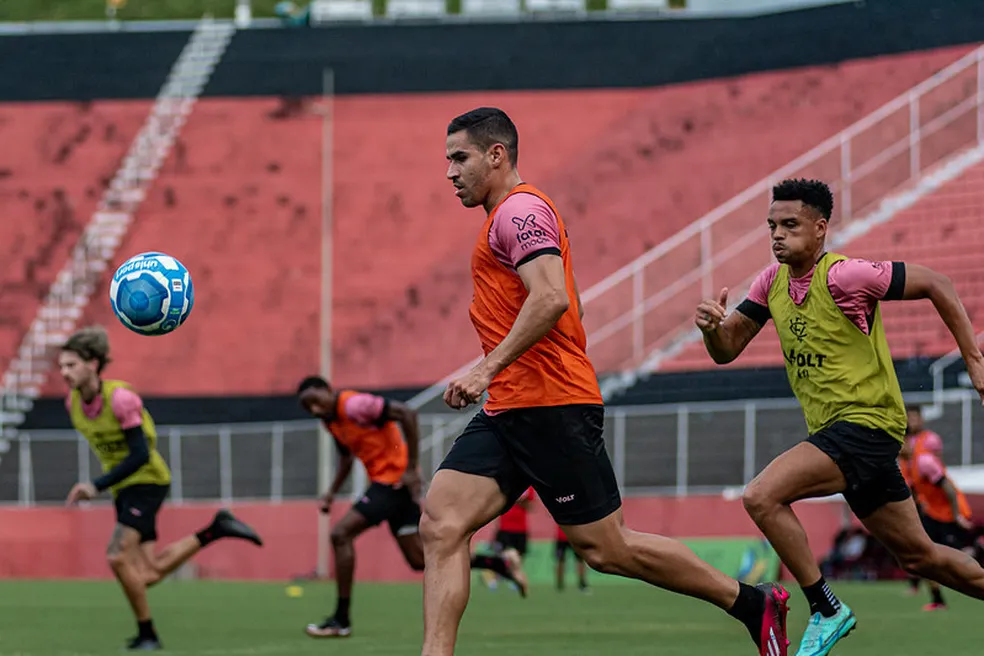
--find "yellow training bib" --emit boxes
[768,253,906,442]
[69,380,171,494]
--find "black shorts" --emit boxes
[494,530,528,556]
[807,421,910,519]
[555,538,583,562]
[922,515,973,550]
[352,482,422,538]
[114,484,169,543]
[438,404,621,526]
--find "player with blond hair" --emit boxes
[60,326,263,651]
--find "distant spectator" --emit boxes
[275,1,312,26]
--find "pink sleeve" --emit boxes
[827,259,895,333]
[746,263,780,306]
[915,453,946,484]
[110,388,145,430]
[488,193,562,269]
[343,393,385,426]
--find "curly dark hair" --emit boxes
[772,178,834,220]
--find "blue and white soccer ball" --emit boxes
[109,252,195,336]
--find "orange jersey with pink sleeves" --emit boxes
[469,183,602,412]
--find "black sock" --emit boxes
[471,554,510,578]
[931,588,945,605]
[908,576,920,590]
[195,524,218,548]
[335,596,351,625]
[727,582,766,648]
[802,577,841,618]
[137,619,157,640]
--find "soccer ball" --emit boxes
[109,252,195,336]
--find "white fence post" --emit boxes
[271,423,284,502]
[219,426,233,503]
[743,402,757,484]
[676,406,688,496]
[614,409,626,492]
[169,427,183,503]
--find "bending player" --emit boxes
[60,326,263,651]
[297,376,525,638]
[903,405,974,610]
[421,107,790,656]
[555,525,589,593]
[695,178,984,656]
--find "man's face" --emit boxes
[767,200,826,265]
[299,387,333,418]
[446,130,493,209]
[906,410,924,436]
[58,351,98,390]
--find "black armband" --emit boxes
[736,299,771,326]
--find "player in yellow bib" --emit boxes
[696,179,984,656]
[60,326,263,651]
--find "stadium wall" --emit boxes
[1,0,984,102]
[17,358,956,427]
[0,495,847,581]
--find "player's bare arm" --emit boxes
[384,401,423,498]
[900,264,984,402]
[573,273,585,320]
[940,477,973,530]
[322,442,354,513]
[696,287,764,364]
[445,254,570,409]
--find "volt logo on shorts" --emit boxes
[555,494,575,503]
[130,508,142,517]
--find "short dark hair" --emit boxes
[297,375,330,395]
[772,178,834,220]
[447,107,519,166]
[905,404,923,415]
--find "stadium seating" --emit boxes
[8,46,971,396]
[661,157,984,372]
[0,100,152,377]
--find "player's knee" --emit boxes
[897,542,938,577]
[741,481,776,521]
[419,507,466,553]
[143,568,164,587]
[330,526,353,548]
[578,545,623,575]
[106,546,135,574]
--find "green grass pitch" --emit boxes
[0,579,979,655]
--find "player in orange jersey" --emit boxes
[419,107,790,656]
[298,375,523,638]
[904,405,975,610]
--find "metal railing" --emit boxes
[406,44,984,412]
[6,389,982,506]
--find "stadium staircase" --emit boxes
[0,18,236,449]
[596,44,984,400]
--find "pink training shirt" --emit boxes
[489,193,562,269]
[745,258,898,334]
[342,393,386,426]
[914,431,946,483]
[65,387,144,430]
